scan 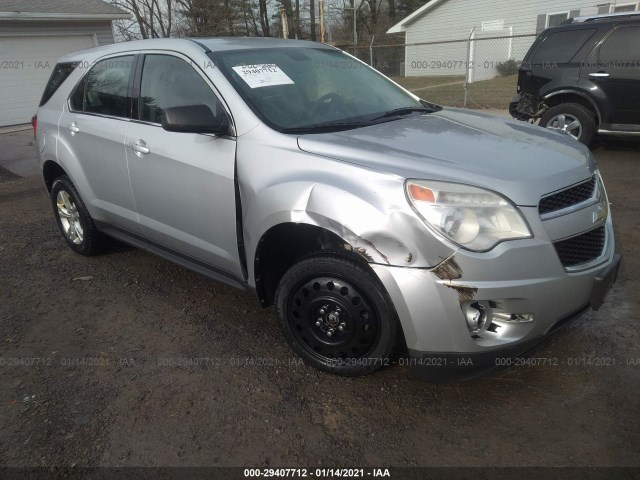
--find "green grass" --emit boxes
[392,74,518,110]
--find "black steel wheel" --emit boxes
[275,253,401,376]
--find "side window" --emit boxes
[598,27,640,63]
[71,55,134,117]
[530,29,596,64]
[40,62,77,106]
[139,54,223,124]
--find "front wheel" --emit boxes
[275,253,401,376]
[539,103,596,145]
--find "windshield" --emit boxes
[210,47,431,133]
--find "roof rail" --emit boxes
[567,11,640,23]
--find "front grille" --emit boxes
[553,226,606,267]
[539,177,596,215]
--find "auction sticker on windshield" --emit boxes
[232,64,294,88]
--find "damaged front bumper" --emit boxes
[371,231,621,382]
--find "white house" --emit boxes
[0,0,130,126]
[387,0,639,80]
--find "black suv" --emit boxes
[510,12,640,145]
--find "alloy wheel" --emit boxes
[56,190,84,245]
[545,113,582,140]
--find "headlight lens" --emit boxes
[406,180,531,251]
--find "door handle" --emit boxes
[128,139,150,155]
[66,122,80,134]
[589,72,610,78]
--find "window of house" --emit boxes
[547,12,570,27]
[139,54,223,124]
[70,55,134,118]
[613,3,637,12]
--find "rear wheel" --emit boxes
[50,176,106,256]
[539,103,596,145]
[275,253,400,376]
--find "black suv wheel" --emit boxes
[539,103,596,145]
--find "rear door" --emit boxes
[580,25,640,128]
[125,52,241,277]
[520,28,597,95]
[57,54,139,230]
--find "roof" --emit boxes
[0,0,130,21]
[569,11,640,23]
[58,37,336,63]
[195,36,335,51]
[387,0,448,33]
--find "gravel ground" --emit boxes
[0,132,638,472]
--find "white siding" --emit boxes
[403,0,600,78]
[405,0,600,42]
[0,21,115,45]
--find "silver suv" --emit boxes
[35,38,621,381]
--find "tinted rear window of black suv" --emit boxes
[40,62,78,106]
[530,29,597,64]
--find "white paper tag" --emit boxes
[232,64,295,89]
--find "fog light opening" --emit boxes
[464,302,487,333]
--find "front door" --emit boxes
[125,53,241,277]
[581,25,640,128]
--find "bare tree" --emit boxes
[112,0,175,39]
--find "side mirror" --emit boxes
[161,104,231,135]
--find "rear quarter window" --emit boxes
[40,62,78,106]
[530,29,597,64]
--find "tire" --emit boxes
[50,175,106,256]
[275,252,401,376]
[539,103,596,146]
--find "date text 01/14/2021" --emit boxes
[243,468,391,477]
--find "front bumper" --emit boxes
[371,223,621,382]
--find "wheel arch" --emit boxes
[42,160,68,192]
[254,222,369,307]
[542,90,602,125]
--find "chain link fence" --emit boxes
[342,33,538,111]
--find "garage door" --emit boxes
[0,35,95,127]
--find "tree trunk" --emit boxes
[259,0,270,36]
[294,0,300,38]
[309,0,316,41]
[282,0,294,38]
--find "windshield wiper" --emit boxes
[282,120,370,134]
[369,107,433,122]
[283,105,437,134]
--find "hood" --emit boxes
[297,108,597,206]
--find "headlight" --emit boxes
[405,180,531,251]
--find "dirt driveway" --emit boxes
[0,130,638,475]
